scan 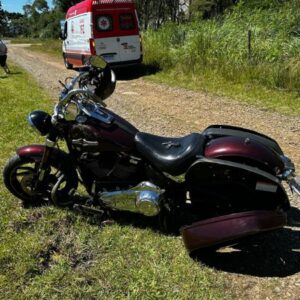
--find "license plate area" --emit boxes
[289,176,300,196]
[101,53,116,62]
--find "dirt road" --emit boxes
[8,44,300,299]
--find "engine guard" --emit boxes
[180,210,287,253]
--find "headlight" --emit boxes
[28,110,52,136]
[64,101,79,121]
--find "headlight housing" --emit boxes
[28,110,52,136]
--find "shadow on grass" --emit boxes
[0,71,22,78]
[22,197,300,278]
[192,206,300,277]
[8,71,22,75]
[113,63,160,81]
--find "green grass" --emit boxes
[143,0,300,116]
[10,38,62,58]
[29,39,62,58]
[145,67,300,116]
[0,64,230,299]
[10,38,46,44]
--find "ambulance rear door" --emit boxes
[117,11,141,62]
[94,13,121,63]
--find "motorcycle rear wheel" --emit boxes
[3,154,78,207]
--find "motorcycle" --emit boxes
[4,56,300,253]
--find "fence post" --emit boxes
[248,29,252,61]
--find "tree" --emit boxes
[0,0,8,35]
[33,0,49,13]
[189,0,237,19]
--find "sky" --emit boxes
[2,0,54,13]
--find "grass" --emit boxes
[10,38,62,58]
[29,39,62,58]
[0,64,230,298]
[9,0,300,119]
[145,67,300,116]
[142,0,300,116]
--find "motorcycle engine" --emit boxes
[69,124,142,184]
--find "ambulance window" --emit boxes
[119,14,135,30]
[96,15,113,32]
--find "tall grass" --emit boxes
[143,0,300,92]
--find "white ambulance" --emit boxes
[61,0,142,69]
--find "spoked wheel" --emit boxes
[3,154,78,207]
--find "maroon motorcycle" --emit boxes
[4,56,300,253]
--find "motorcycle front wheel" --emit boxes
[3,154,78,207]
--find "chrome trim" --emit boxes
[279,155,296,180]
[100,181,163,216]
[72,138,99,147]
[81,101,113,124]
[59,88,106,108]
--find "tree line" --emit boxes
[0,0,238,38]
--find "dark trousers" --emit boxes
[0,55,7,67]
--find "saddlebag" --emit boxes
[185,157,290,212]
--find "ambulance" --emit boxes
[61,0,143,69]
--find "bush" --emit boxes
[143,0,300,92]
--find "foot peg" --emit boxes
[73,203,104,217]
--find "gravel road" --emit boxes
[8,44,300,299]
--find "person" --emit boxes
[0,39,9,74]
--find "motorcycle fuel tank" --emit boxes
[70,107,138,153]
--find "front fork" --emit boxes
[35,133,58,190]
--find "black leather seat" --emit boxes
[135,132,205,175]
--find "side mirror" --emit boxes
[89,56,107,69]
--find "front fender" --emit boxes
[17,144,48,160]
[16,144,77,179]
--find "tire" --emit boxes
[63,54,73,70]
[3,154,78,207]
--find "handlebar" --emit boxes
[56,69,107,111]
[54,56,113,122]
[58,88,106,108]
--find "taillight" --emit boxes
[90,38,96,55]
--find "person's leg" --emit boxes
[4,56,9,74]
[0,55,5,68]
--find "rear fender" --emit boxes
[202,124,283,155]
[204,136,284,174]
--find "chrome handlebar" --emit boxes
[55,70,107,117]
